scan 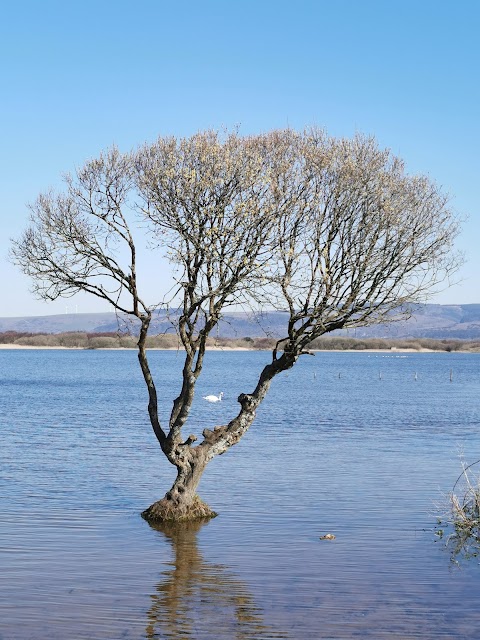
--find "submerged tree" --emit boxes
[11,129,461,522]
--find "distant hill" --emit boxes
[0,310,289,338]
[1,304,480,339]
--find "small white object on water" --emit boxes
[203,392,224,403]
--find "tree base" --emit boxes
[141,494,218,523]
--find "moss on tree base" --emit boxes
[141,495,218,523]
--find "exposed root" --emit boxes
[141,494,218,523]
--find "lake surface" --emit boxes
[1,349,480,639]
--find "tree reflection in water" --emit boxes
[146,519,288,639]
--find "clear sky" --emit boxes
[1,0,478,317]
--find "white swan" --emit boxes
[203,392,224,403]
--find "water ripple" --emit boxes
[1,350,480,638]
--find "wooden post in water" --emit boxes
[450,369,453,382]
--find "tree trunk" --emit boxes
[141,449,216,523]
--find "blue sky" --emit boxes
[1,0,478,316]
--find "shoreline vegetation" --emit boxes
[1,331,479,353]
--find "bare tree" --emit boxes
[11,129,461,522]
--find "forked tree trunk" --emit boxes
[141,448,217,523]
[141,349,297,524]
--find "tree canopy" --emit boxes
[11,128,461,521]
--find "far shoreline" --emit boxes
[1,343,476,353]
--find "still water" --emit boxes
[1,349,479,639]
